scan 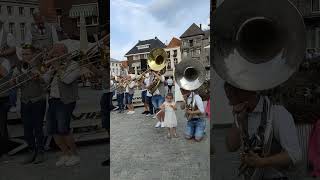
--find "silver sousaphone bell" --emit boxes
[174,57,206,91]
[213,0,306,91]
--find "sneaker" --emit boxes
[21,151,36,164]
[146,113,151,117]
[127,111,135,115]
[155,121,161,128]
[141,111,148,114]
[55,155,69,167]
[113,107,119,111]
[160,122,165,128]
[9,106,17,113]
[152,115,157,119]
[65,155,80,167]
[33,152,45,164]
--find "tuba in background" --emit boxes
[146,48,167,94]
[213,0,306,179]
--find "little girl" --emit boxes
[160,93,178,138]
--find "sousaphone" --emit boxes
[213,0,306,179]
[147,48,167,94]
[213,0,306,91]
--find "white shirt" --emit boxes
[146,77,153,97]
[186,92,205,114]
[50,75,60,98]
[245,97,302,178]
[0,59,11,75]
[167,78,173,86]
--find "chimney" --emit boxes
[200,24,202,30]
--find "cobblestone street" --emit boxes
[110,106,210,180]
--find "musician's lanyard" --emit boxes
[241,97,268,151]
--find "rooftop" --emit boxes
[125,37,166,56]
[166,37,181,48]
[180,23,205,38]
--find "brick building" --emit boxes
[40,0,102,42]
[0,0,39,44]
[164,37,182,77]
[180,23,210,78]
[290,0,320,54]
[124,37,166,74]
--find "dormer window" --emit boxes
[137,44,150,49]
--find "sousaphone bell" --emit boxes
[213,0,306,91]
[174,57,206,91]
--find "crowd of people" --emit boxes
[110,65,210,141]
[0,12,110,167]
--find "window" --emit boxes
[307,29,317,49]
[77,16,99,26]
[206,56,210,65]
[174,58,178,64]
[167,60,172,70]
[20,23,25,41]
[189,39,194,47]
[7,6,13,16]
[166,51,170,58]
[183,50,188,57]
[173,50,177,57]
[137,44,150,49]
[196,49,201,55]
[30,8,35,16]
[9,23,15,35]
[19,7,24,16]
[56,8,62,16]
[133,55,140,60]
[116,64,118,67]
[312,0,320,12]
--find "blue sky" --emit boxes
[111,0,210,60]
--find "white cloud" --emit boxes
[111,0,209,60]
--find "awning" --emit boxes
[69,3,98,17]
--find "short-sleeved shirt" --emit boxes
[167,78,173,86]
[246,97,302,178]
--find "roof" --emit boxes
[125,37,166,56]
[166,37,181,48]
[111,58,122,62]
[180,23,205,38]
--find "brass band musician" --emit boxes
[224,82,302,180]
[180,88,206,142]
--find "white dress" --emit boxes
[163,102,177,128]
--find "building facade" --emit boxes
[0,0,39,45]
[124,37,166,74]
[291,0,320,54]
[39,0,100,42]
[164,37,182,77]
[110,58,123,76]
[180,23,210,78]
